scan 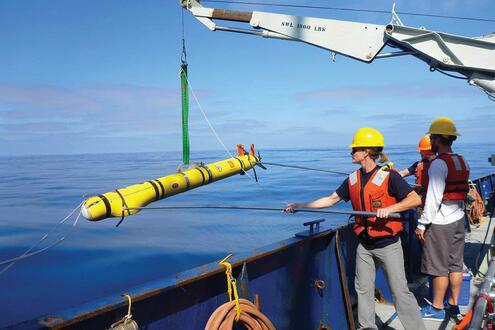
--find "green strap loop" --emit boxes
[181,63,190,165]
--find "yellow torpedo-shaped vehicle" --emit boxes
[81,144,260,221]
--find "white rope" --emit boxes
[186,77,236,159]
[0,201,83,275]
[185,76,258,182]
[185,77,293,202]
[181,78,303,204]
[183,75,286,202]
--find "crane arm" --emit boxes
[181,0,495,97]
[181,0,387,62]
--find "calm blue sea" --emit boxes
[0,145,494,326]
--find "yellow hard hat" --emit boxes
[349,128,385,148]
[428,117,460,136]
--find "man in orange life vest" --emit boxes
[285,128,425,330]
[416,118,469,322]
[399,134,436,201]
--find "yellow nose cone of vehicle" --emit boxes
[348,127,385,148]
[81,145,260,221]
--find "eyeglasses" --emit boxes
[351,148,366,155]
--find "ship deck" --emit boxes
[375,214,495,329]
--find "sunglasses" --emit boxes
[351,148,367,154]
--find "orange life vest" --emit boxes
[415,159,432,205]
[415,161,425,186]
[438,153,470,201]
[348,168,403,238]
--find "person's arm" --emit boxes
[376,191,421,218]
[376,170,420,218]
[285,192,341,213]
[399,161,418,178]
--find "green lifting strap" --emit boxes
[181,62,190,166]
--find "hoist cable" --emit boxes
[181,8,187,64]
[202,0,495,23]
[180,6,254,174]
[260,161,348,175]
[180,8,190,165]
[429,67,468,80]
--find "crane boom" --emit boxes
[181,0,495,99]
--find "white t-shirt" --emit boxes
[418,155,466,229]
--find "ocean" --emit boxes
[1,144,494,326]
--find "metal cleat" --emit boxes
[295,219,331,238]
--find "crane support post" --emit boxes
[81,151,260,221]
[385,24,495,74]
[469,73,495,94]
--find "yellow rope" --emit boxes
[219,254,241,321]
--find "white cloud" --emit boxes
[0,83,185,115]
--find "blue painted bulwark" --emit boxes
[16,226,354,329]
[13,173,495,330]
[474,173,495,206]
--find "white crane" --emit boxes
[181,0,495,101]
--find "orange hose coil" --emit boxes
[204,298,275,330]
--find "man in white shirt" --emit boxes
[415,117,469,323]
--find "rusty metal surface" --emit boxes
[335,229,356,330]
[211,9,252,22]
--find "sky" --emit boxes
[0,0,494,156]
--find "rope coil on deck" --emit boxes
[205,255,275,330]
[467,183,485,226]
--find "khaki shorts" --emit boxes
[421,218,465,277]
